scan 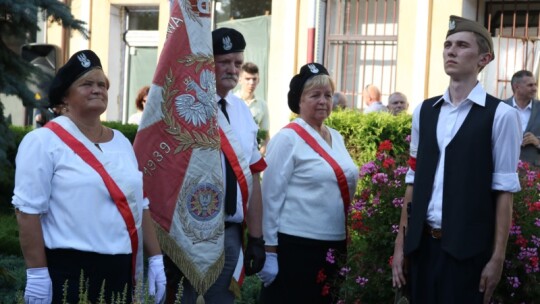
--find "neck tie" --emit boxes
[219,99,237,215]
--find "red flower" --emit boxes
[316,268,327,283]
[321,283,330,296]
[515,235,528,247]
[382,158,395,169]
[530,256,539,268]
[378,140,393,152]
[388,255,394,266]
[528,201,540,212]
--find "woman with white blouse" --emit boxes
[12,50,165,304]
[258,63,359,303]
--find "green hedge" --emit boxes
[326,110,412,165]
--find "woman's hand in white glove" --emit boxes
[148,255,166,304]
[257,252,278,287]
[25,267,52,304]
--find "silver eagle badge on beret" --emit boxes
[77,53,91,68]
[308,63,319,74]
[449,19,456,30]
[222,36,233,51]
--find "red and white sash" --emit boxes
[217,111,253,216]
[44,119,141,284]
[285,122,351,223]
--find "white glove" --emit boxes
[24,267,52,304]
[257,252,278,287]
[148,255,166,304]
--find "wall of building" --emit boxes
[266,0,301,137]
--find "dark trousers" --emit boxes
[164,223,241,304]
[45,248,132,304]
[408,233,490,304]
[260,233,346,304]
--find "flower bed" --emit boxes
[324,138,540,303]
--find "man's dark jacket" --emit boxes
[404,95,500,260]
[504,97,540,167]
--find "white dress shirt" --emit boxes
[405,83,522,228]
[217,92,263,223]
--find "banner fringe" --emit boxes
[155,223,225,296]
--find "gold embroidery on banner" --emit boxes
[162,68,220,154]
[178,53,214,73]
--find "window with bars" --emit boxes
[325,0,399,110]
[481,1,540,99]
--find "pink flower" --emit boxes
[394,166,409,176]
[355,276,368,287]
[339,267,351,276]
[507,276,521,288]
[360,161,378,177]
[372,173,389,185]
[392,197,404,208]
[510,224,522,236]
[326,248,336,264]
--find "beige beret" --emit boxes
[447,15,494,59]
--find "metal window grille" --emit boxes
[483,0,540,99]
[325,0,399,110]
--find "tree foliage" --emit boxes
[0,0,88,206]
[0,0,88,107]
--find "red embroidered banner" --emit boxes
[133,0,224,296]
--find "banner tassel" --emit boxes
[196,295,205,304]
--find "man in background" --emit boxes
[362,84,387,113]
[237,62,270,154]
[504,70,540,167]
[332,91,348,110]
[387,91,409,115]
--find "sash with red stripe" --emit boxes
[284,122,351,222]
[44,121,139,282]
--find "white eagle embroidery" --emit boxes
[174,69,216,126]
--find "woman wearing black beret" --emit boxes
[258,63,359,303]
[13,50,166,303]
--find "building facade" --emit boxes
[5,0,540,139]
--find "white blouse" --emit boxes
[262,118,359,246]
[12,117,147,254]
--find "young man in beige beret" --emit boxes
[392,15,522,304]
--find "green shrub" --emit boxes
[102,122,138,143]
[0,255,26,303]
[0,214,21,256]
[326,110,412,165]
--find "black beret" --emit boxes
[287,63,329,114]
[49,50,102,107]
[212,27,246,55]
[447,15,494,59]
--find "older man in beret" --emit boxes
[391,16,522,303]
[164,27,266,304]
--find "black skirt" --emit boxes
[260,233,346,304]
[45,248,132,304]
